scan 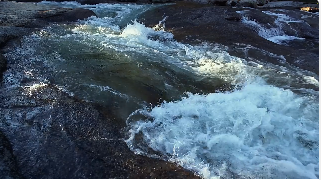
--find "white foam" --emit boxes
[263,11,303,23]
[125,79,319,178]
[53,9,319,91]
[240,11,305,45]
[23,82,48,96]
[267,35,305,44]
[303,76,319,86]
[3,4,318,178]
[120,20,174,48]
[88,84,129,99]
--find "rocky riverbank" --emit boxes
[0,1,95,77]
[138,1,319,75]
[0,1,199,178]
[0,0,319,179]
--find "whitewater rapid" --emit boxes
[4,1,319,179]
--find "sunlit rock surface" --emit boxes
[301,6,319,12]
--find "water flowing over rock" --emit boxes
[0,1,97,76]
[138,1,319,74]
[0,1,319,179]
[0,1,200,178]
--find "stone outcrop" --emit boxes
[36,8,96,22]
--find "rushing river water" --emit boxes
[2,1,319,179]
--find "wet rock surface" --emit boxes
[0,131,22,178]
[0,1,319,179]
[0,1,98,77]
[0,54,6,80]
[138,1,319,74]
[0,1,200,179]
[0,83,199,178]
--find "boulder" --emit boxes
[227,0,269,7]
[208,0,229,6]
[36,8,97,22]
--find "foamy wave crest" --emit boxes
[125,79,319,179]
[120,20,174,48]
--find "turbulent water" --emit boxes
[3,1,319,179]
[238,9,306,45]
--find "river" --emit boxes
[1,1,319,179]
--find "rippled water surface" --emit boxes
[3,1,319,179]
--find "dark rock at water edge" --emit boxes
[10,0,179,4]
[0,54,6,81]
[0,2,200,178]
[36,8,97,22]
[224,11,242,21]
[0,1,97,80]
[0,82,199,178]
[0,131,23,178]
[138,1,319,74]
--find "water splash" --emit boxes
[125,79,319,178]
[3,3,319,179]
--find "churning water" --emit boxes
[3,1,319,179]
